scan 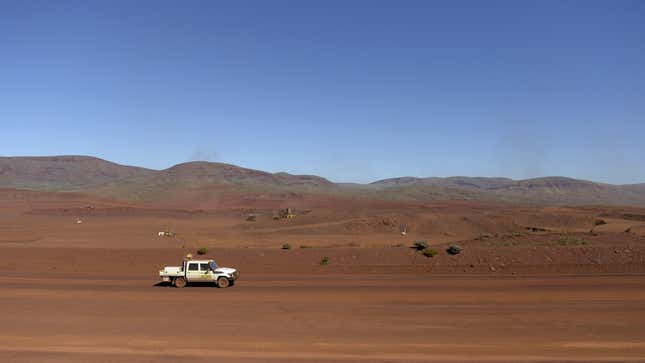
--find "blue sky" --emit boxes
[1,0,644,184]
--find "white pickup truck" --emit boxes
[159,259,239,288]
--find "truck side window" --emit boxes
[200,263,209,271]
[188,263,199,271]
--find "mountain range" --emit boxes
[1,156,645,207]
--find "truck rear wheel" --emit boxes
[217,277,230,288]
[174,277,186,288]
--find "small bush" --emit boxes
[422,248,438,258]
[320,256,330,265]
[446,245,462,255]
[196,247,208,255]
[412,240,429,251]
[281,243,292,250]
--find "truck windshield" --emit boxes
[209,260,218,270]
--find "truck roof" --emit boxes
[185,260,212,264]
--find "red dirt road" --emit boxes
[1,270,644,362]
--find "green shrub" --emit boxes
[412,240,429,251]
[196,247,208,255]
[446,245,462,255]
[320,256,330,265]
[422,248,438,258]
[281,243,292,250]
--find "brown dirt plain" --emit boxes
[1,188,645,362]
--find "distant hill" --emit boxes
[370,176,645,206]
[0,156,154,190]
[1,155,645,207]
[371,176,514,190]
[0,156,337,202]
[622,183,645,195]
[161,162,334,189]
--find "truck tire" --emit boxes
[217,277,230,288]
[174,277,186,288]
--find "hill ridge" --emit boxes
[1,155,645,206]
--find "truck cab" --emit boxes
[159,259,239,288]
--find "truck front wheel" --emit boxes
[174,277,186,288]
[217,277,230,288]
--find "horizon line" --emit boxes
[1,154,643,187]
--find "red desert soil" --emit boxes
[1,189,645,361]
[0,264,644,362]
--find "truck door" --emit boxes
[200,263,214,281]
[186,262,201,281]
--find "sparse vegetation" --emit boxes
[446,245,462,255]
[422,248,438,258]
[594,218,607,226]
[281,243,292,250]
[412,240,429,251]
[410,240,440,257]
[489,241,520,247]
[246,215,256,222]
[477,233,492,240]
[300,245,312,249]
[556,235,588,246]
[196,247,208,255]
[391,242,405,248]
[320,256,330,265]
